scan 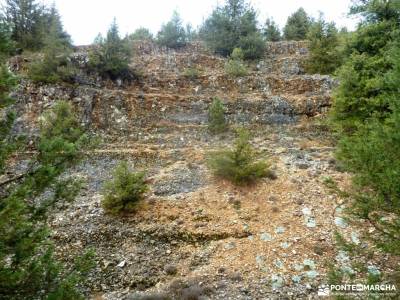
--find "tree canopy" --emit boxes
[283,7,311,40]
[89,18,132,80]
[129,27,154,41]
[200,0,265,60]
[330,0,400,263]
[264,18,281,41]
[1,0,70,50]
[305,16,342,74]
[157,11,187,49]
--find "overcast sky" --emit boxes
[35,0,359,45]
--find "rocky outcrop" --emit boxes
[11,41,337,137]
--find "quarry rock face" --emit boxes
[11,41,336,136]
[9,41,367,300]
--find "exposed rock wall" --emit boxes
[11,41,337,136]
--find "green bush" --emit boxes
[89,19,132,80]
[224,48,248,77]
[238,33,265,60]
[102,162,149,214]
[0,64,16,101]
[207,128,272,185]
[28,55,76,84]
[157,11,187,49]
[182,67,202,80]
[225,60,248,77]
[208,98,228,134]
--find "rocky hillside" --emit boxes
[8,41,369,299]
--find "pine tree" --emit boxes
[0,100,95,299]
[207,128,272,185]
[224,47,248,77]
[200,0,265,60]
[2,0,44,49]
[102,162,148,214]
[332,1,400,130]
[129,27,154,41]
[0,18,94,291]
[331,0,400,266]
[208,98,228,133]
[2,0,70,50]
[185,23,198,42]
[89,18,132,80]
[0,21,14,57]
[264,18,281,41]
[157,11,187,49]
[0,22,18,174]
[41,3,71,46]
[305,16,342,74]
[28,15,74,84]
[283,7,311,40]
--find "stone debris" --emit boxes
[350,232,360,245]
[334,217,348,228]
[367,265,381,276]
[117,261,126,268]
[274,259,285,270]
[260,232,273,242]
[305,217,317,228]
[271,274,284,290]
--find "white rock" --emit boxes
[117,260,126,268]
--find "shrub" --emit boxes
[208,98,228,134]
[225,60,248,77]
[89,18,132,80]
[157,11,187,49]
[182,67,201,80]
[231,47,245,61]
[200,0,264,60]
[102,161,148,214]
[224,48,248,77]
[207,128,272,185]
[28,55,76,84]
